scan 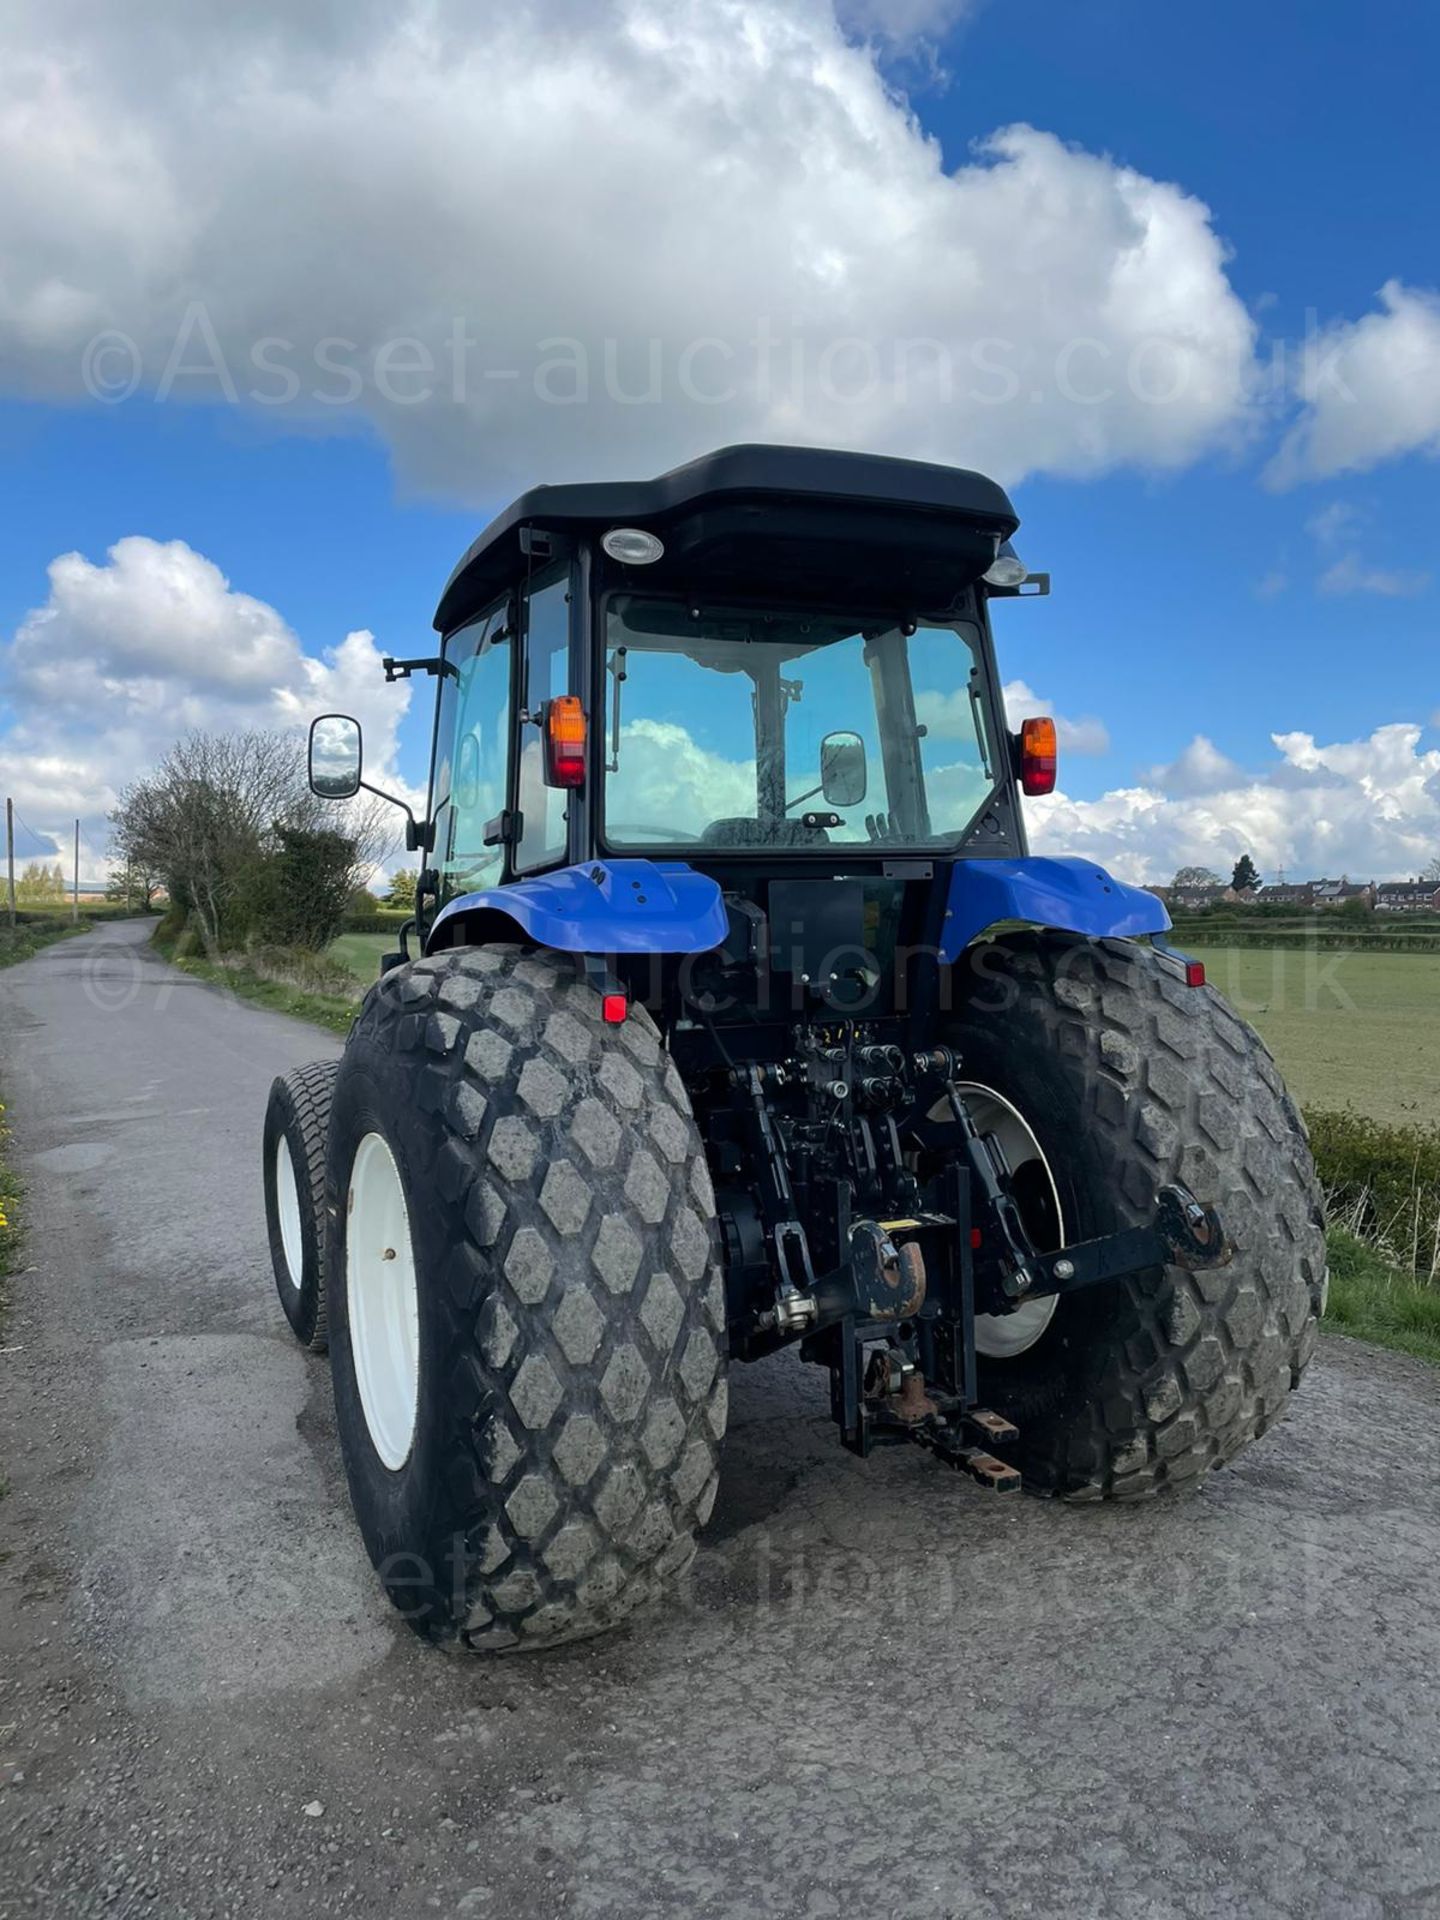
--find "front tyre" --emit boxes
[326,946,728,1651]
[942,935,1326,1499]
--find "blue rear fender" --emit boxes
[426,853,1166,964]
[938,856,1169,962]
[427,859,729,956]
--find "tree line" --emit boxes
[1171,856,1262,893]
[13,860,68,904]
[109,729,394,954]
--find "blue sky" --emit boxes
[1,0,1436,884]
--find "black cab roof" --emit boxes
[433,443,1019,632]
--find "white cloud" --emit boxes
[0,538,416,880]
[607,718,756,835]
[1267,282,1440,487]
[1317,552,1430,598]
[1305,501,1360,546]
[1139,733,1245,796]
[0,0,1259,501]
[836,0,978,50]
[999,678,1109,755]
[1026,722,1440,884]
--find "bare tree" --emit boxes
[110,728,397,951]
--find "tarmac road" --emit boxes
[1,917,1438,1919]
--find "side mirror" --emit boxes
[820,730,867,808]
[309,713,363,800]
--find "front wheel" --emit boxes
[938,935,1326,1499]
[326,946,728,1650]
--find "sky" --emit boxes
[0,0,1437,886]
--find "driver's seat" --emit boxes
[701,817,832,848]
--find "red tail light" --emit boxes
[1020,716,1057,796]
[544,695,587,789]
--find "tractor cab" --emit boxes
[412,445,1044,910]
[352,444,1095,1017]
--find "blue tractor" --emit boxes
[262,445,1325,1651]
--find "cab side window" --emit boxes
[433,599,512,905]
[514,566,574,873]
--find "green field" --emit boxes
[1188,945,1440,1126]
[330,931,392,985]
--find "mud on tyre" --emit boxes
[326,944,728,1650]
[941,934,1326,1499]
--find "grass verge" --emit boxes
[1323,1225,1440,1366]
[1307,1107,1439,1281]
[0,919,88,969]
[152,919,361,1037]
[1,1097,19,1511]
[0,1099,17,1337]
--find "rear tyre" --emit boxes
[940,934,1326,1499]
[326,945,728,1651]
[263,1060,337,1351]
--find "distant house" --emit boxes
[1171,884,1232,912]
[1312,877,1374,909]
[1374,879,1440,913]
[1256,883,1316,908]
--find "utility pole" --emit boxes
[5,798,14,929]
[73,818,80,923]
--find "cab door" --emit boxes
[513,562,576,874]
[430,596,513,910]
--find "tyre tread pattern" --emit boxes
[265,1058,337,1351]
[956,937,1325,1501]
[340,946,726,1651]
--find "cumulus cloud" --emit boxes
[1267,282,1440,487]
[999,678,1110,755]
[607,718,756,836]
[0,0,1259,501]
[1027,722,1440,884]
[0,538,416,879]
[836,0,979,50]
[1139,733,1245,796]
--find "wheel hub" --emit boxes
[274,1135,304,1293]
[927,1082,1065,1359]
[346,1131,421,1471]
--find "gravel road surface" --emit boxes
[1,918,1438,1919]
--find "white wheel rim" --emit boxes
[275,1135,305,1293]
[926,1081,1066,1360]
[346,1131,421,1471]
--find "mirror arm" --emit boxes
[358,779,434,854]
[383,655,459,684]
[782,780,825,816]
